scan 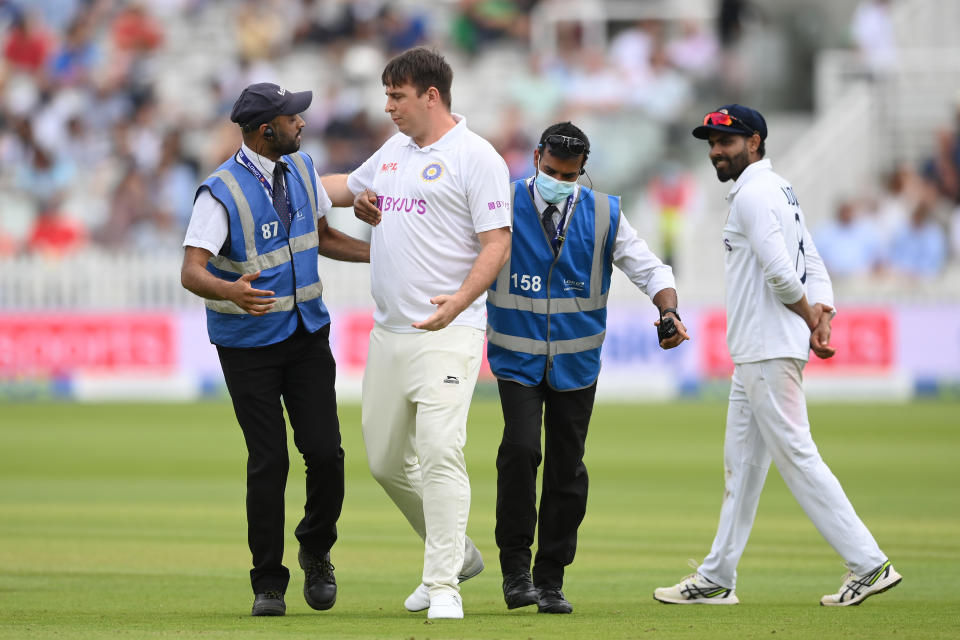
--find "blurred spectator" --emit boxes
[380,4,427,54]
[234,0,288,62]
[850,0,897,76]
[609,19,658,89]
[26,196,86,257]
[2,11,54,75]
[96,161,149,248]
[717,0,748,49]
[646,161,697,268]
[629,44,693,122]
[153,130,199,230]
[921,127,960,203]
[567,49,627,114]
[815,200,884,279]
[110,2,164,53]
[667,19,719,80]
[47,16,100,88]
[507,53,564,123]
[888,190,948,278]
[715,0,755,91]
[491,104,535,181]
[451,0,532,56]
[21,0,82,34]
[15,143,75,202]
[869,162,920,246]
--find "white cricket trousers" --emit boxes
[698,358,886,588]
[361,323,484,596]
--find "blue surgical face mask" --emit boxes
[534,170,576,204]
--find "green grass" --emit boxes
[1,397,958,639]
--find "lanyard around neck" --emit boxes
[238,148,276,198]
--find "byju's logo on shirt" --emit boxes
[377,195,427,215]
[487,200,508,211]
[421,162,444,181]
[380,162,398,173]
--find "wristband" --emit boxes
[660,307,681,322]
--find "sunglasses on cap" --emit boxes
[542,134,587,155]
[702,111,758,135]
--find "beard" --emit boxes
[272,130,301,156]
[713,146,751,182]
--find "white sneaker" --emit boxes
[427,592,463,619]
[820,560,902,606]
[404,583,430,612]
[403,538,484,612]
[654,570,739,605]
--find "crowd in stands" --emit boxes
[0,0,957,281]
[815,158,955,281]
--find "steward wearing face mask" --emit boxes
[485,122,689,614]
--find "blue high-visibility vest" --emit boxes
[197,151,330,348]
[486,180,619,390]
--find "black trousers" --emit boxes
[494,377,597,589]
[216,322,344,594]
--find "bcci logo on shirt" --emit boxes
[421,162,444,181]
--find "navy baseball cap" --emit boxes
[692,104,767,140]
[230,82,312,129]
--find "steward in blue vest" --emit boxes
[199,149,329,348]
[181,82,370,618]
[486,180,618,390]
[486,123,687,615]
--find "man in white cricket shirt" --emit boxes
[323,47,512,620]
[654,104,901,607]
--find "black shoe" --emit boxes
[537,588,573,614]
[502,572,539,609]
[299,547,337,610]
[251,590,286,616]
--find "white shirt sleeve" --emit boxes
[183,188,228,254]
[464,144,512,232]
[612,211,676,298]
[802,226,835,310]
[346,146,381,195]
[737,188,805,304]
[313,166,332,220]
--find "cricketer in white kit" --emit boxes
[654,104,901,607]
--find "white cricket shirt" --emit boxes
[721,158,834,363]
[347,115,512,332]
[183,143,333,254]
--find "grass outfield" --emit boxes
[1,398,958,639]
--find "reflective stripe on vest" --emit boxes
[486,327,606,355]
[204,280,324,314]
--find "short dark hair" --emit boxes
[382,47,453,110]
[757,138,766,158]
[538,121,590,166]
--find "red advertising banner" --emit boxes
[0,313,176,376]
[699,308,895,377]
